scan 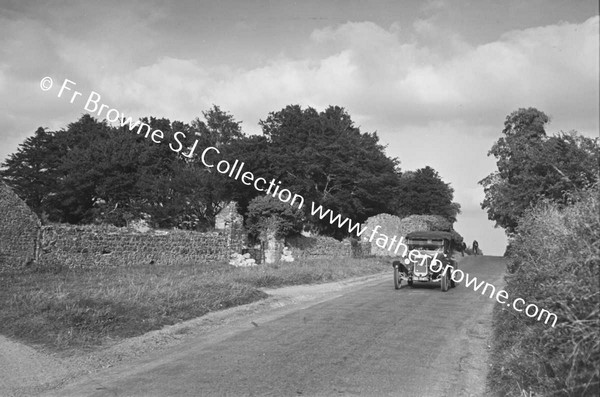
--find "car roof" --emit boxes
[405,230,455,240]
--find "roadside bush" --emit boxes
[245,195,304,241]
[488,184,599,396]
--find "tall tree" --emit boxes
[227,134,270,213]
[191,105,245,148]
[1,127,63,216]
[394,166,461,222]
[1,115,116,223]
[259,105,402,237]
[480,108,599,233]
[185,106,248,227]
[1,108,258,229]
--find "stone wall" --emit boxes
[285,235,370,259]
[0,192,247,270]
[41,223,244,268]
[215,202,245,256]
[0,183,41,269]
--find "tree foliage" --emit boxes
[394,166,461,222]
[259,105,402,237]
[2,104,464,236]
[2,115,117,223]
[480,107,599,233]
[0,110,245,229]
[183,106,247,228]
[245,195,304,241]
[1,126,66,217]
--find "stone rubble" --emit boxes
[229,252,257,267]
[280,246,294,262]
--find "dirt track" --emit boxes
[33,255,506,396]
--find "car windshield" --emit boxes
[408,239,444,252]
[416,246,443,252]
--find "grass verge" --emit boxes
[0,256,389,354]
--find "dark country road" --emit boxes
[45,255,507,397]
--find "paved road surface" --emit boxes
[46,255,506,397]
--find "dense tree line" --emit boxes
[1,105,460,238]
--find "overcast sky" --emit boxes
[1,0,598,255]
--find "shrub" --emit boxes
[245,195,304,241]
[488,184,599,396]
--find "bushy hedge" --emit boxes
[488,185,599,396]
[362,213,462,256]
[245,195,304,240]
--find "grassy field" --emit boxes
[0,256,389,354]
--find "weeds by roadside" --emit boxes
[487,185,599,397]
[0,256,389,354]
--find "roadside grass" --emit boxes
[487,185,599,397]
[234,256,390,288]
[0,255,389,354]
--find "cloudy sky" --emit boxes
[1,0,598,255]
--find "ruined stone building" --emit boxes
[0,183,41,268]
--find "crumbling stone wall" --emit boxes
[264,226,284,264]
[0,193,247,270]
[215,202,245,255]
[286,235,369,259]
[41,223,244,268]
[0,183,41,269]
[38,201,247,268]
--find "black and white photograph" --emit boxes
[0,1,598,396]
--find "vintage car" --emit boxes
[392,231,460,292]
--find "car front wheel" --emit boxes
[394,266,401,290]
[441,272,449,292]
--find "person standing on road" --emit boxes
[461,241,467,256]
[472,240,479,256]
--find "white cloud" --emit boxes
[6,15,594,138]
[84,15,598,137]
